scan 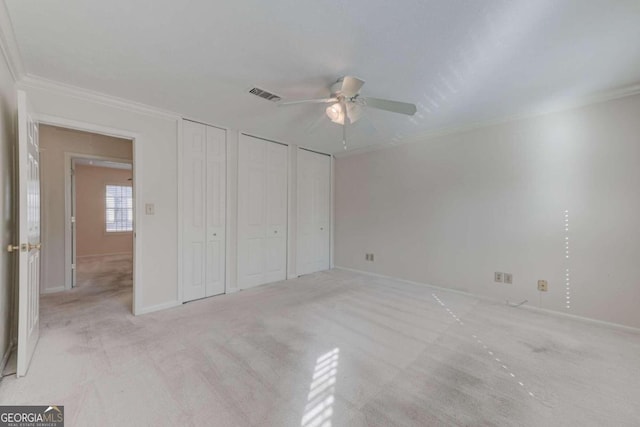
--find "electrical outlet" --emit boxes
[537,280,548,292]
[145,203,155,215]
[370,254,374,262]
[504,273,513,284]
[365,254,369,261]
[494,272,503,282]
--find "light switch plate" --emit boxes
[494,272,503,282]
[504,273,513,284]
[145,203,155,215]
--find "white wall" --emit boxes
[39,125,133,291]
[0,39,17,368]
[23,85,331,314]
[335,93,640,329]
[23,83,180,314]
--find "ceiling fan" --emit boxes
[279,76,417,149]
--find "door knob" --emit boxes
[7,244,27,253]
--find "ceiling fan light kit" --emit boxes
[280,76,417,150]
[326,103,344,124]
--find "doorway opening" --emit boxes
[38,124,135,313]
[70,157,133,306]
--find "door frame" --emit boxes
[35,114,140,314]
[64,153,133,290]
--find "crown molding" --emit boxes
[0,1,25,81]
[18,74,182,121]
[335,82,640,158]
[0,3,180,121]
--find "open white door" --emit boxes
[15,90,41,377]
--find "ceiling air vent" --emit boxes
[249,87,281,102]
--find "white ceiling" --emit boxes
[6,0,640,154]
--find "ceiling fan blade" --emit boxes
[279,97,337,106]
[346,102,363,124]
[363,97,417,115]
[341,76,365,98]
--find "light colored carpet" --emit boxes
[1,266,639,426]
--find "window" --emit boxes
[105,185,133,232]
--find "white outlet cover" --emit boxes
[537,280,548,292]
[145,203,155,215]
[504,273,513,284]
[495,272,503,282]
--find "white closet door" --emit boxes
[264,142,288,283]
[238,135,266,288]
[297,149,315,275]
[297,149,331,276]
[238,135,287,289]
[182,121,207,301]
[205,126,226,297]
[315,152,331,272]
[182,121,226,302]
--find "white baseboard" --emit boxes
[335,265,498,303]
[135,300,181,316]
[334,266,640,334]
[40,286,66,294]
[516,304,640,334]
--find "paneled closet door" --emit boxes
[315,152,331,272]
[205,126,226,297]
[182,121,226,302]
[238,135,287,289]
[182,121,207,301]
[264,142,288,283]
[297,149,331,276]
